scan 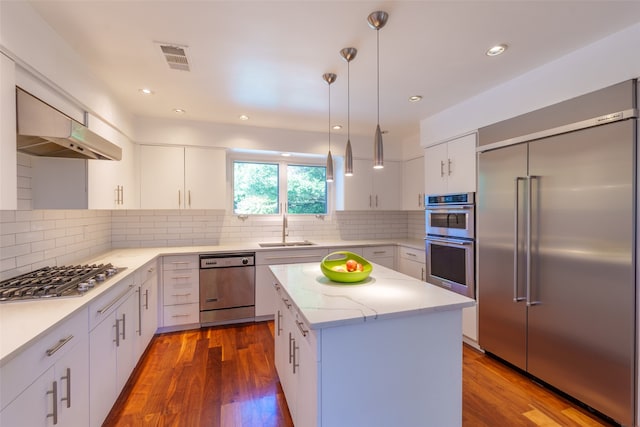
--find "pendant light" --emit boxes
[323,72,337,182]
[367,10,388,169]
[340,47,357,177]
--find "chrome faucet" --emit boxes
[282,203,288,244]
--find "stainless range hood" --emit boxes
[16,87,122,161]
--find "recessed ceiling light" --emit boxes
[409,95,422,102]
[332,125,342,130]
[281,153,291,157]
[139,88,154,95]
[173,108,186,114]
[239,114,249,121]
[486,44,508,57]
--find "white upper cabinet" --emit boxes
[0,54,17,210]
[424,133,476,195]
[88,137,137,209]
[402,156,425,210]
[140,145,226,209]
[342,159,401,210]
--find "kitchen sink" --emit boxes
[259,240,316,248]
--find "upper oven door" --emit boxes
[425,205,475,239]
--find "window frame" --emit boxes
[230,153,332,216]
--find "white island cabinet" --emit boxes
[270,262,475,427]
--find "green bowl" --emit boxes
[320,251,372,283]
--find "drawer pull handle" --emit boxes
[373,251,386,255]
[407,252,416,257]
[264,254,320,260]
[172,314,191,318]
[171,261,190,265]
[172,293,192,297]
[296,320,309,337]
[171,275,191,280]
[97,284,135,314]
[46,335,73,357]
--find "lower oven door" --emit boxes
[425,235,475,298]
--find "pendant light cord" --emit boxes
[377,28,380,124]
[347,59,350,140]
[328,82,331,151]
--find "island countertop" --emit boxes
[269,262,475,329]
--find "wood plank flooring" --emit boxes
[104,321,616,427]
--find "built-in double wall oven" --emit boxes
[425,192,475,299]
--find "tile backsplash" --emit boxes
[1,208,425,279]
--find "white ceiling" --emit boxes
[26,1,640,142]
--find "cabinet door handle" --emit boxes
[114,318,120,347]
[144,289,149,310]
[60,368,71,409]
[440,160,445,177]
[121,313,126,341]
[448,158,452,176]
[288,332,294,364]
[292,340,299,374]
[120,185,124,205]
[296,320,309,337]
[45,335,73,357]
[282,298,292,309]
[137,287,142,336]
[375,195,378,207]
[369,194,372,208]
[46,381,58,425]
[178,190,181,207]
[188,190,191,208]
[277,310,283,336]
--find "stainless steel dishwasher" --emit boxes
[199,252,255,326]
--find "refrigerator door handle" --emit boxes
[513,177,526,302]
[526,175,540,306]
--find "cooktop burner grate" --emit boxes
[0,263,124,302]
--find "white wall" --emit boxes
[420,22,640,146]
[133,116,405,161]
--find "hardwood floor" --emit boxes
[104,321,616,427]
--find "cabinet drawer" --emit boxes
[163,275,198,305]
[363,246,395,259]
[1,308,88,410]
[399,246,425,263]
[89,275,136,331]
[257,248,328,265]
[163,303,199,326]
[326,247,363,256]
[163,255,198,271]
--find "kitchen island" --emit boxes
[270,262,475,427]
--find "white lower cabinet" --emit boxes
[0,310,89,427]
[255,249,328,318]
[274,286,319,426]
[136,260,159,356]
[397,246,426,281]
[88,277,138,427]
[160,255,199,330]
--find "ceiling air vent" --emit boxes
[159,44,190,71]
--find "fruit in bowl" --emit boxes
[321,251,372,283]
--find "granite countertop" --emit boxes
[0,238,425,364]
[269,262,475,329]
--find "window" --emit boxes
[233,160,328,215]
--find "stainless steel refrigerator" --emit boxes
[477,80,637,426]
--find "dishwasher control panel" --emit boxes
[200,253,255,268]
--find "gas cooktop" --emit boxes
[0,263,124,302]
